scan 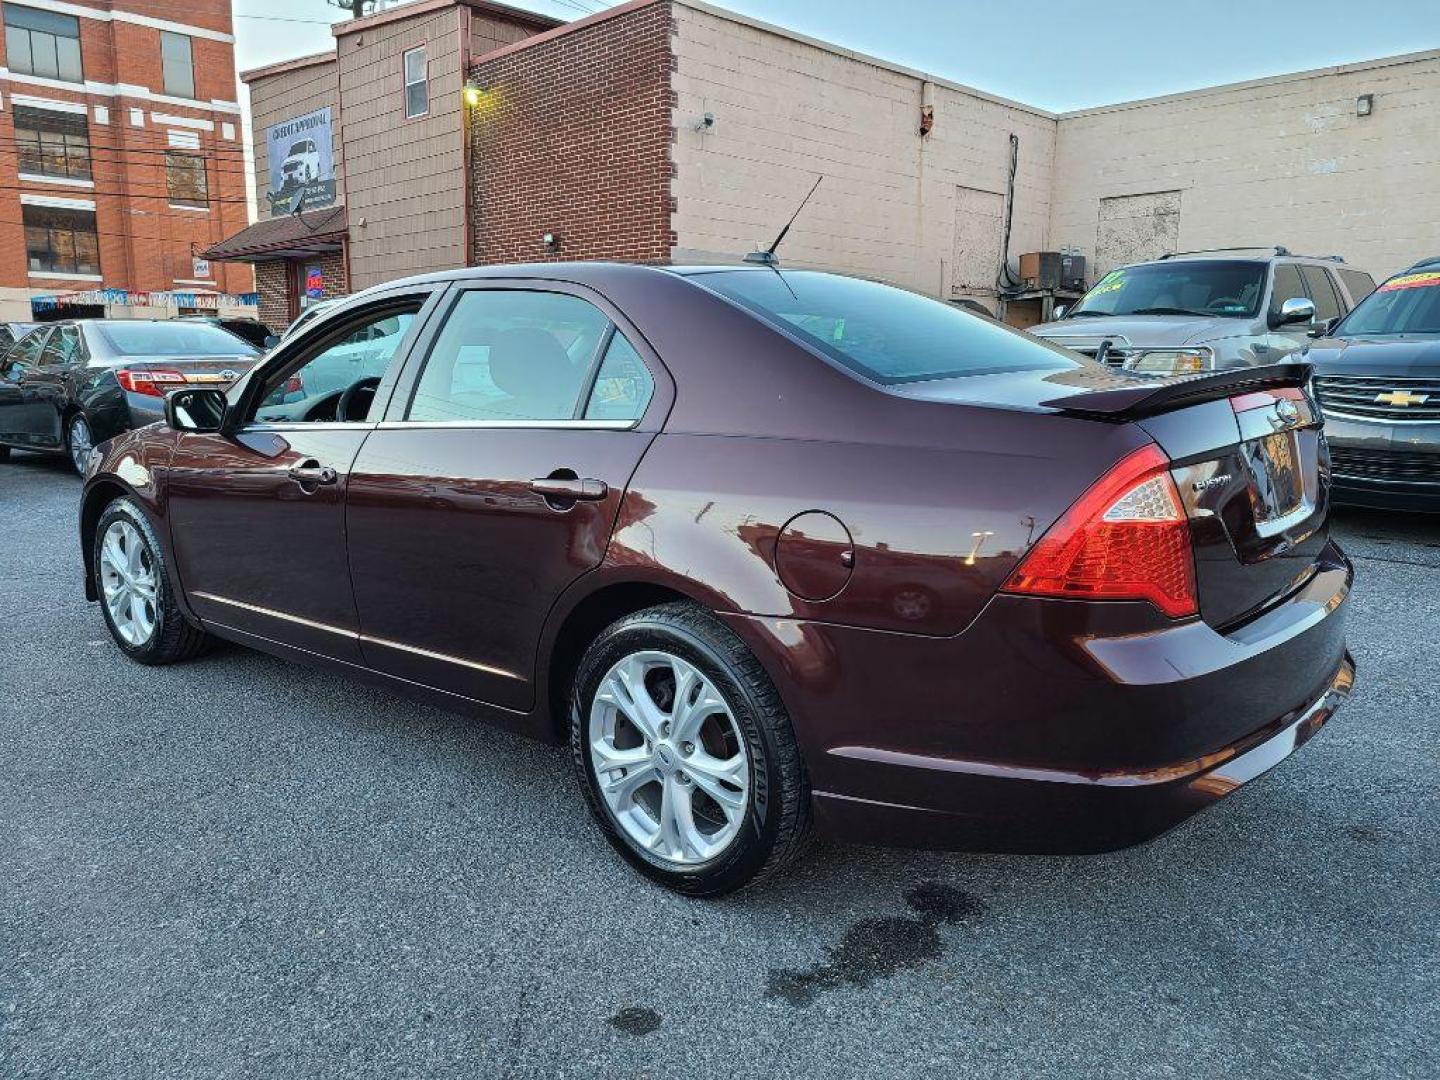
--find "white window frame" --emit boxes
[402,46,428,119]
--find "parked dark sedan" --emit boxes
[78,263,1355,895]
[176,314,277,351]
[0,319,260,474]
[1307,256,1440,511]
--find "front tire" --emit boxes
[94,498,212,665]
[571,603,812,896]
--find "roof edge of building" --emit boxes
[673,0,1058,120]
[333,0,562,39]
[470,0,662,67]
[1060,46,1440,119]
[241,50,336,84]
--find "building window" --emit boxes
[160,31,194,99]
[23,204,100,275]
[403,47,427,118]
[4,5,82,83]
[14,105,91,181]
[165,152,208,208]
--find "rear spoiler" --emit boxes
[1041,362,1312,421]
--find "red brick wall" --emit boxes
[254,250,348,332]
[469,1,675,265]
[0,1,252,299]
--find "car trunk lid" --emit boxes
[1045,364,1329,629]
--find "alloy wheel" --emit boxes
[68,416,93,474]
[588,650,751,865]
[98,520,158,646]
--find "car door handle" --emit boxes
[529,476,608,501]
[288,461,338,486]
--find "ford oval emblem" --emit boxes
[219,369,239,381]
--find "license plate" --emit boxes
[1251,430,1304,522]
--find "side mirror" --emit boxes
[1272,297,1316,329]
[264,334,280,349]
[1308,315,1340,338]
[1052,304,1068,320]
[165,387,228,433]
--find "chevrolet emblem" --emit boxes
[1375,389,1429,407]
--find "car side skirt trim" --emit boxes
[190,590,524,681]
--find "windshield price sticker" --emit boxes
[1378,271,1440,293]
[1090,270,1127,297]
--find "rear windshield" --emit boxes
[1067,260,1267,319]
[694,270,1076,385]
[94,321,260,357]
[1336,269,1440,336]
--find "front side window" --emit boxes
[4,4,82,82]
[256,307,418,421]
[1069,260,1267,319]
[165,152,208,208]
[698,270,1076,384]
[15,105,90,180]
[23,204,99,275]
[1269,264,1307,319]
[6,327,50,369]
[1336,268,1440,337]
[403,47,427,118]
[408,291,611,422]
[160,31,194,98]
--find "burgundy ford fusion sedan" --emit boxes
[78,263,1355,896]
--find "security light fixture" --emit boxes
[543,232,560,252]
[693,112,715,132]
[463,79,485,107]
[1357,94,1374,117]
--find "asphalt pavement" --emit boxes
[2,451,1436,1079]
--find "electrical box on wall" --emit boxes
[1019,252,1088,292]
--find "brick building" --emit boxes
[0,0,252,322]
[219,0,1440,328]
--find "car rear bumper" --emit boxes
[723,539,1354,854]
[809,653,1354,853]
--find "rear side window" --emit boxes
[1299,266,1342,322]
[408,290,612,422]
[8,327,49,366]
[584,333,653,421]
[696,270,1076,384]
[1337,269,1376,307]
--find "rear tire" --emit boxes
[66,413,93,475]
[571,602,812,897]
[94,498,213,665]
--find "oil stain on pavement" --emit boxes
[765,881,985,1007]
[609,1005,662,1036]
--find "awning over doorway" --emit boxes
[204,207,347,263]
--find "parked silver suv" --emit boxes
[1031,246,1377,376]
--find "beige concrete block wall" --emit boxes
[1052,51,1440,282]
[337,8,465,291]
[670,1,1056,306]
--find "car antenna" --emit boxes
[745,175,822,267]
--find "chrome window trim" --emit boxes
[191,591,357,638]
[238,421,379,433]
[373,418,637,431]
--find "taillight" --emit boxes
[1002,443,1198,618]
[116,368,186,397]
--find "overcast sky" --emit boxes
[234,0,1440,112]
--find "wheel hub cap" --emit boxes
[98,520,158,646]
[588,650,750,866]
